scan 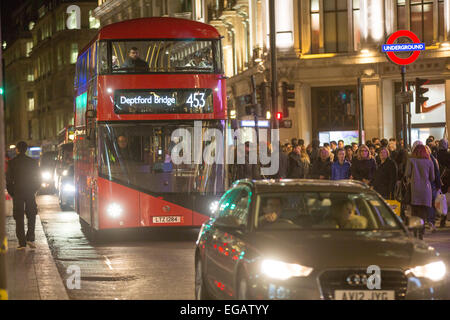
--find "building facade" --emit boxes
[92,0,450,146]
[3,0,99,149]
[9,0,447,148]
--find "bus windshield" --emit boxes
[99,121,226,194]
[100,39,221,74]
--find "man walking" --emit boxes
[6,141,41,249]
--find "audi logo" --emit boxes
[346,273,368,286]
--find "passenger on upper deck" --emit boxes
[121,47,149,72]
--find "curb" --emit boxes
[33,214,69,300]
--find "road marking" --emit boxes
[103,255,113,270]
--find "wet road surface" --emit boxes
[37,195,199,300]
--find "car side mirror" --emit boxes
[407,216,424,231]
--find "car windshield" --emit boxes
[256,192,402,231]
[99,39,221,74]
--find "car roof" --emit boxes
[234,179,374,194]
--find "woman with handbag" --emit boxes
[405,144,435,239]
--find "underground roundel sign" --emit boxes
[382,30,425,65]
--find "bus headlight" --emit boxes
[42,171,51,181]
[63,183,75,193]
[406,261,446,281]
[261,259,313,280]
[209,201,219,214]
[107,203,123,218]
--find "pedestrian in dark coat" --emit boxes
[277,144,289,179]
[288,145,310,178]
[371,147,397,199]
[309,139,320,165]
[436,139,450,227]
[351,144,377,184]
[331,148,351,180]
[310,147,331,179]
[6,141,41,249]
[405,144,435,240]
[426,145,441,231]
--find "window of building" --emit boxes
[438,0,445,42]
[70,43,78,64]
[26,41,33,57]
[27,66,34,82]
[310,0,320,53]
[89,10,100,29]
[28,120,32,140]
[397,0,406,30]
[410,0,434,45]
[310,0,351,54]
[353,0,360,51]
[56,13,65,32]
[27,92,34,111]
[324,0,348,53]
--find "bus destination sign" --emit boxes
[114,89,213,114]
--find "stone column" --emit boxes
[362,83,381,140]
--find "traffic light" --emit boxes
[0,87,3,95]
[282,82,295,118]
[239,94,253,115]
[415,78,429,114]
[276,111,283,120]
[257,82,270,117]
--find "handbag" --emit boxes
[435,191,448,216]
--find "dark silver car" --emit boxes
[195,179,448,300]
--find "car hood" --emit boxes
[248,230,439,269]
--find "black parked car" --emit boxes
[195,179,448,300]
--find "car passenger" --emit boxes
[322,199,367,229]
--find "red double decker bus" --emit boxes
[74,18,227,235]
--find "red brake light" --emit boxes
[276,112,283,120]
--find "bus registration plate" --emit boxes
[152,216,182,224]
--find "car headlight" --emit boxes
[63,183,75,193]
[62,170,68,176]
[261,259,313,280]
[42,171,51,181]
[107,203,123,218]
[406,261,447,281]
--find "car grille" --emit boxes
[319,269,408,300]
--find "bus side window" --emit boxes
[98,41,108,74]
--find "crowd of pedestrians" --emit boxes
[232,135,450,240]
[278,135,450,239]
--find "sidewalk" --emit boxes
[5,199,68,300]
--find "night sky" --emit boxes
[1,0,28,44]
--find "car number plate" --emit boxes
[334,290,395,300]
[152,216,182,224]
